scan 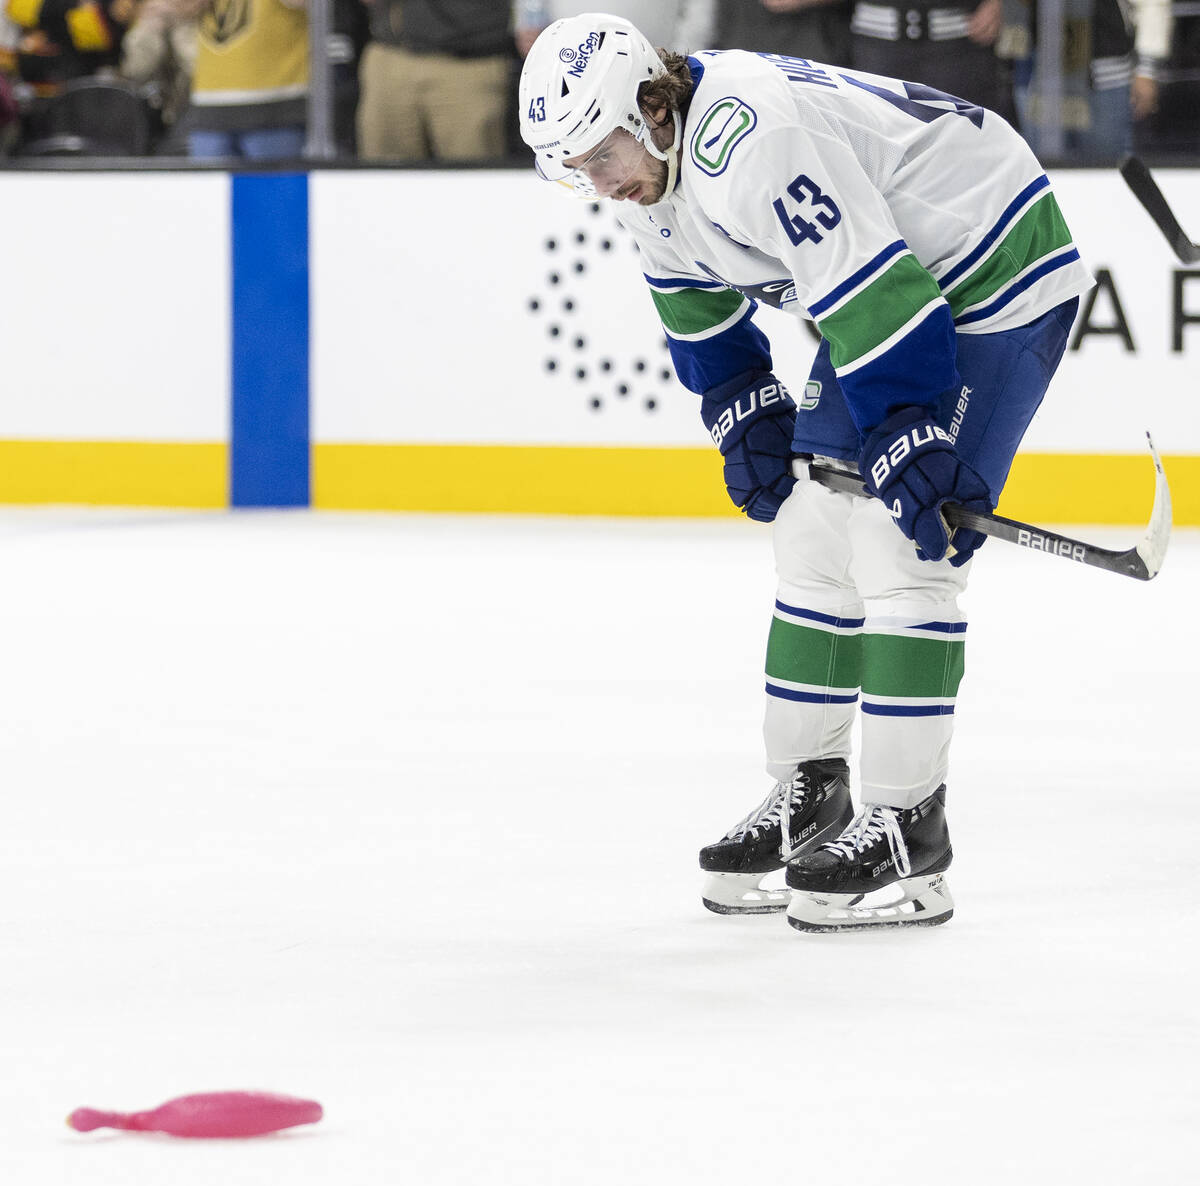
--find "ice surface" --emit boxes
[1,508,1196,1184]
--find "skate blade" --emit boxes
[701,872,790,915]
[786,873,954,933]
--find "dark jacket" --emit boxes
[368,0,512,57]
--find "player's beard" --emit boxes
[619,156,669,205]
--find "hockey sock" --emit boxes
[763,598,863,777]
[858,613,966,806]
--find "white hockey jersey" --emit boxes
[618,51,1094,441]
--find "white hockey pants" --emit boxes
[765,468,971,809]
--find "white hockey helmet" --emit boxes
[518,13,679,195]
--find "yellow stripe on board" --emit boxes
[999,452,1199,526]
[314,444,734,517]
[0,440,1194,525]
[315,444,1199,525]
[0,441,226,507]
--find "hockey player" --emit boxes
[518,14,1093,931]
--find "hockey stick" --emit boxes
[1119,156,1200,264]
[807,433,1172,581]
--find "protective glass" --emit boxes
[544,127,647,197]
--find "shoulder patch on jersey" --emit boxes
[689,97,758,177]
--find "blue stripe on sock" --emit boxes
[861,702,956,717]
[766,684,860,704]
[231,173,310,508]
[774,601,866,629]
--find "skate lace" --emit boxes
[724,772,812,856]
[823,804,911,878]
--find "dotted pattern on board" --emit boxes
[527,203,676,415]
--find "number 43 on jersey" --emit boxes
[773,173,841,246]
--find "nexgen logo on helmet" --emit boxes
[560,31,602,76]
[518,12,682,200]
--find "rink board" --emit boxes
[0,167,1197,521]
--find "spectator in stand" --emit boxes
[357,0,511,161]
[1,0,135,97]
[328,0,368,156]
[118,0,205,142]
[0,70,15,155]
[514,1,714,58]
[183,0,307,160]
[712,0,850,67]
[1,11,17,82]
[1,13,18,152]
[1003,0,1173,163]
[1138,0,1194,156]
[1128,0,1174,124]
[849,0,1013,116]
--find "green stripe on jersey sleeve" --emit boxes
[943,193,1075,317]
[816,253,944,372]
[649,285,747,338]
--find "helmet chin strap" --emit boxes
[662,143,680,199]
[642,107,682,199]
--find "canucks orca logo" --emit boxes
[691,97,758,176]
[202,0,252,46]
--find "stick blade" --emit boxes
[1131,432,1172,580]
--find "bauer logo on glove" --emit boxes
[700,372,798,523]
[868,423,955,487]
[859,406,992,566]
[707,381,790,449]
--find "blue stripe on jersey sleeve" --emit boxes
[808,240,907,319]
[837,301,960,433]
[666,304,774,394]
[938,176,1050,291]
[644,274,726,291]
[954,249,1081,325]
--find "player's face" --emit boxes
[562,127,669,205]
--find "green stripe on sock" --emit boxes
[861,632,965,700]
[944,193,1074,317]
[817,253,943,370]
[766,617,863,689]
[649,286,745,337]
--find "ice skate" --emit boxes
[700,758,853,915]
[785,786,954,932]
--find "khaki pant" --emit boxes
[357,43,510,162]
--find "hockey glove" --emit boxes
[860,406,991,566]
[700,372,797,523]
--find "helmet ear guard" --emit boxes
[518,13,681,199]
[643,106,683,198]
